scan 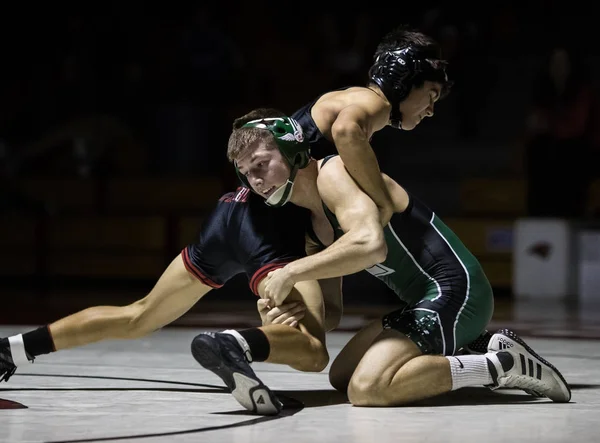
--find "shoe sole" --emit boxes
[491,328,571,402]
[0,356,17,383]
[191,335,282,415]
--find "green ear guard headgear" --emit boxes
[235,117,311,207]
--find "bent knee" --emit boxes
[347,370,398,407]
[288,336,330,373]
[301,343,329,372]
[347,356,420,407]
[122,303,154,339]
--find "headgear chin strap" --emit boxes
[237,117,310,207]
[265,180,294,207]
[265,158,303,207]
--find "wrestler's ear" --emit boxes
[235,164,251,188]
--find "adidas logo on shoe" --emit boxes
[256,395,265,405]
[497,337,514,350]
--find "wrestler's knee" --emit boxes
[306,343,330,372]
[346,333,421,406]
[295,336,329,372]
[347,356,412,407]
[347,367,395,406]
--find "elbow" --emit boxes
[356,228,387,265]
[372,239,388,264]
[331,120,365,145]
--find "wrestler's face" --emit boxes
[398,81,442,130]
[235,141,291,199]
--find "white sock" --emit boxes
[221,330,253,363]
[8,334,32,366]
[445,355,493,390]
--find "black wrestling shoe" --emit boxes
[191,332,282,415]
[0,339,17,382]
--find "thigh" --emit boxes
[319,277,343,332]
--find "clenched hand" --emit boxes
[257,298,306,327]
[263,267,295,306]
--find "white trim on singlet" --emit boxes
[387,224,443,301]
[428,212,471,356]
[235,187,250,202]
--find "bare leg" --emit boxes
[50,256,212,350]
[348,329,451,406]
[251,279,329,372]
[329,319,384,392]
[259,323,327,372]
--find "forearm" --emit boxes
[334,134,393,211]
[50,305,139,351]
[285,232,382,284]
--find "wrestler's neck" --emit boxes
[288,159,322,213]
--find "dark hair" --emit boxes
[371,25,451,96]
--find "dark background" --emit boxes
[1,2,598,322]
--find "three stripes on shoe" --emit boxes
[495,340,542,380]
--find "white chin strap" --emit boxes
[265,180,294,207]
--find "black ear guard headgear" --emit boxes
[235,117,310,207]
[368,46,450,129]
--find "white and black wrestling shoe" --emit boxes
[486,329,571,402]
[191,332,282,415]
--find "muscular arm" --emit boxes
[283,156,387,284]
[306,233,343,332]
[50,255,212,350]
[331,103,393,224]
